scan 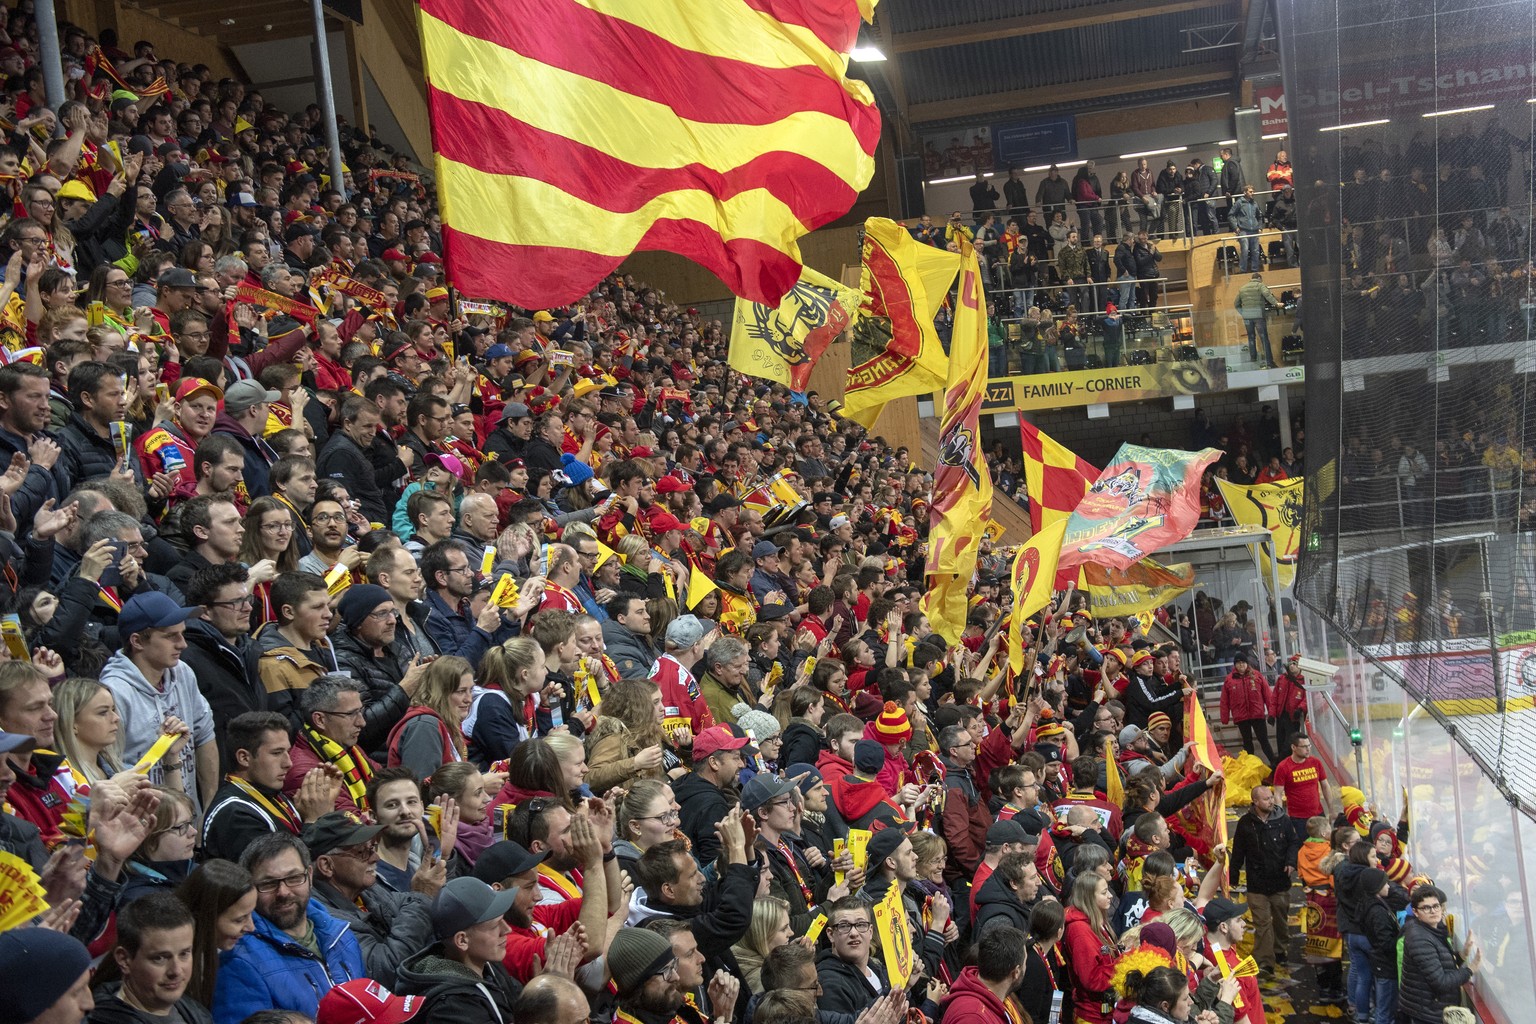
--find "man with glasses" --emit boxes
[1272,733,1337,848]
[182,564,265,774]
[214,830,365,1024]
[204,710,340,862]
[421,538,514,669]
[306,810,435,989]
[817,898,891,1015]
[607,926,693,1024]
[331,585,429,753]
[287,674,383,818]
[937,724,990,924]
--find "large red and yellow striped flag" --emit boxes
[419,0,882,307]
[923,241,992,645]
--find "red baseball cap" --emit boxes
[381,248,408,262]
[649,511,685,534]
[417,252,443,264]
[693,725,751,760]
[655,476,689,495]
[630,445,656,458]
[318,980,424,1024]
[174,378,223,405]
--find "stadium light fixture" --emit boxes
[1421,104,1494,118]
[1262,132,1288,140]
[1118,146,1187,160]
[929,172,993,185]
[1023,160,1086,172]
[851,44,886,62]
[1318,118,1389,132]
[1217,139,1239,146]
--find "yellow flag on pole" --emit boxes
[1007,520,1066,675]
[842,218,959,428]
[922,240,992,644]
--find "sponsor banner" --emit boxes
[982,359,1228,412]
[991,116,1077,170]
[1257,48,1536,134]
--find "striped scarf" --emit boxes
[303,723,375,812]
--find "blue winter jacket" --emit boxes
[211,897,365,1024]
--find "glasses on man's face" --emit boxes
[207,596,254,610]
[446,564,474,576]
[313,512,347,525]
[253,869,310,895]
[322,705,367,722]
[365,608,395,622]
[830,920,872,935]
[1416,902,1444,913]
[336,839,379,859]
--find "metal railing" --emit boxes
[1335,466,1516,541]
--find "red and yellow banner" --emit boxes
[842,217,958,428]
[419,0,881,307]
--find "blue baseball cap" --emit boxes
[119,592,200,639]
[485,344,514,360]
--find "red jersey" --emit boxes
[538,582,583,614]
[1272,754,1328,818]
[649,654,714,734]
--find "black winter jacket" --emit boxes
[816,947,889,1017]
[181,617,262,773]
[1359,895,1400,979]
[779,719,823,770]
[396,942,523,1024]
[333,628,413,753]
[58,412,128,485]
[1333,860,1371,935]
[1398,917,1472,1023]
[972,871,1031,938]
[313,877,436,989]
[674,771,731,867]
[1229,807,1294,894]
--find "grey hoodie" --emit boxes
[98,650,216,817]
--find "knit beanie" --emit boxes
[337,584,392,633]
[732,703,781,743]
[559,453,595,488]
[874,701,912,745]
[853,738,885,776]
[0,928,91,1023]
[1359,867,1388,896]
[1147,711,1172,733]
[608,927,674,996]
[850,691,884,722]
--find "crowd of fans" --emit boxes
[0,10,1490,1024]
[904,150,1302,373]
